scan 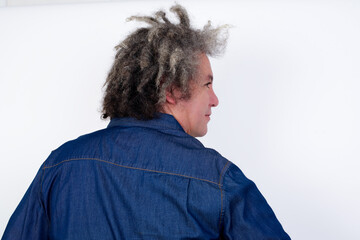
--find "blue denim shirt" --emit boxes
[2,113,290,240]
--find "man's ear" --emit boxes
[165,90,177,104]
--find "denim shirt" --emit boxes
[2,113,290,240]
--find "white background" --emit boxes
[1,0,360,239]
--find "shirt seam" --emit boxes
[218,160,231,231]
[37,166,51,226]
[42,157,222,187]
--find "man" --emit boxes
[2,4,290,239]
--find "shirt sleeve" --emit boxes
[220,164,291,240]
[2,167,49,240]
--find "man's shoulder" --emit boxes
[43,127,112,167]
[192,146,233,184]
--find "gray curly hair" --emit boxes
[102,4,228,120]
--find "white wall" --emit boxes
[1,0,359,239]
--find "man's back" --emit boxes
[3,114,289,239]
[4,114,226,239]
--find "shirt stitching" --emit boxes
[218,160,230,231]
[39,166,51,225]
[43,158,222,187]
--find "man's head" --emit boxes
[162,53,218,137]
[102,4,228,135]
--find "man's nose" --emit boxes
[211,90,219,107]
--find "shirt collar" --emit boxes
[107,113,185,133]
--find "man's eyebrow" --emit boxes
[208,75,213,82]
